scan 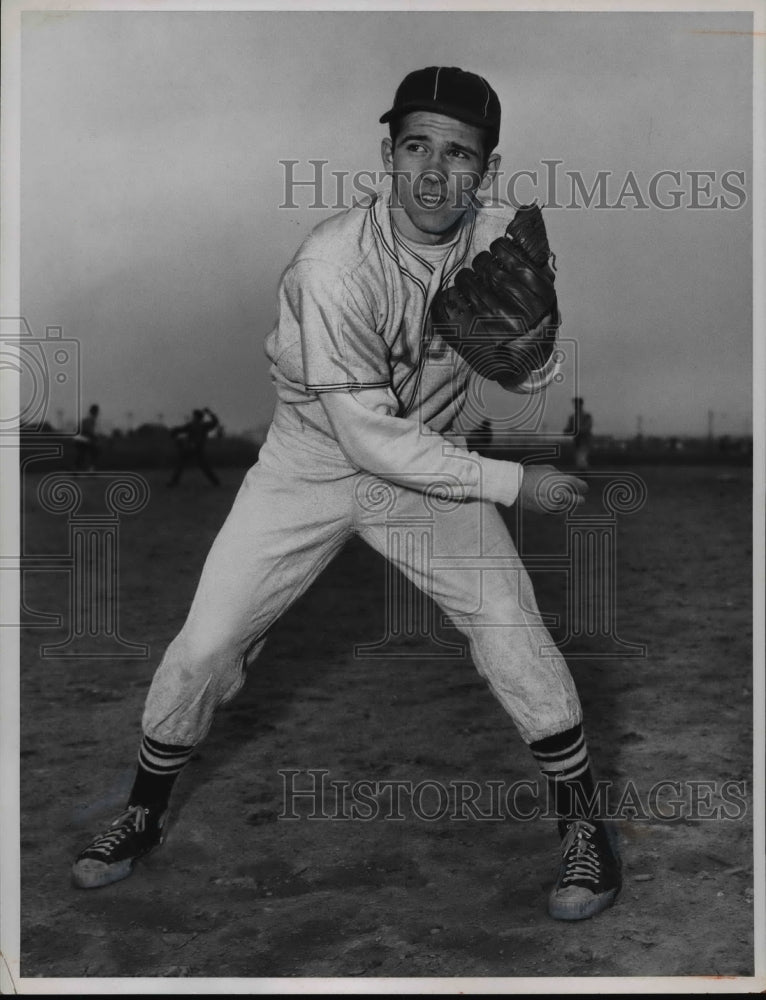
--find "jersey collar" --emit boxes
[369,177,479,290]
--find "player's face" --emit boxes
[381,112,500,245]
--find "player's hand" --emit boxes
[518,464,588,514]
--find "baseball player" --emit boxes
[73,403,100,471]
[72,67,622,921]
[564,397,594,470]
[466,418,493,453]
[167,407,221,487]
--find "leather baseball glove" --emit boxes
[431,204,559,389]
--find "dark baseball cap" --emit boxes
[380,66,501,146]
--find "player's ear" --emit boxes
[479,153,501,192]
[381,137,394,174]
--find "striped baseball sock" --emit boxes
[127,735,196,811]
[529,723,598,822]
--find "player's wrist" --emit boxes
[478,456,524,506]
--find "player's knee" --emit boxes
[454,598,540,632]
[161,630,242,692]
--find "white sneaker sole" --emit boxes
[548,883,620,920]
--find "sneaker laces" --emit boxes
[86,805,147,858]
[560,820,602,886]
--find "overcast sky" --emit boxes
[18,8,754,438]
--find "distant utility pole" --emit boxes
[707,409,714,443]
[636,415,643,437]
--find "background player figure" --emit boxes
[564,396,594,470]
[466,418,493,454]
[167,407,221,487]
[72,66,621,922]
[73,403,100,471]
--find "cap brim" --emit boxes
[379,100,497,133]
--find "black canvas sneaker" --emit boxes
[548,818,622,920]
[72,804,165,889]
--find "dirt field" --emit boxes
[15,461,755,984]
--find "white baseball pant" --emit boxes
[142,400,583,747]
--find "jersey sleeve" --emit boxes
[279,258,391,393]
[320,387,524,507]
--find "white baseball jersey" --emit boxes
[264,179,557,507]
